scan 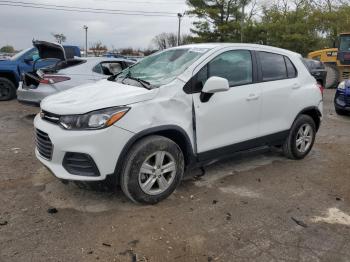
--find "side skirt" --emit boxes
[196,130,290,164]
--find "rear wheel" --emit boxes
[0,77,16,101]
[121,136,184,204]
[324,63,339,89]
[283,115,316,160]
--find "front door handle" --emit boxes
[246,93,259,101]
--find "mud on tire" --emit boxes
[120,135,184,204]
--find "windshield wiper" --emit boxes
[121,70,151,90]
[107,70,124,81]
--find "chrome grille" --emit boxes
[35,129,53,160]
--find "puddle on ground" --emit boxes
[33,167,152,213]
[194,152,285,188]
[311,207,350,226]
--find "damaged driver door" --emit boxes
[192,49,262,158]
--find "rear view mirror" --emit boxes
[202,76,229,94]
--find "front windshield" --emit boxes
[115,47,210,87]
[339,35,350,52]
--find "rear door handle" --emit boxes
[292,83,301,89]
[246,93,259,101]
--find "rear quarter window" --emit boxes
[285,57,297,78]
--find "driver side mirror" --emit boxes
[200,76,229,102]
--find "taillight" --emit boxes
[316,82,324,96]
[40,75,70,84]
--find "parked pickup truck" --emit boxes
[0,41,80,101]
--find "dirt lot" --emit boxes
[0,89,349,262]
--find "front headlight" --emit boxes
[59,107,130,130]
[338,81,345,90]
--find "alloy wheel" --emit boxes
[296,123,313,153]
[138,151,177,195]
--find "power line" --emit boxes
[0,3,179,17]
[0,0,178,15]
[0,3,177,16]
[93,0,185,5]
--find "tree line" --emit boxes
[186,0,350,55]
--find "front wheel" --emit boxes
[283,115,316,160]
[121,136,184,204]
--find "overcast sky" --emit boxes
[0,0,193,50]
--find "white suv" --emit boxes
[34,43,323,204]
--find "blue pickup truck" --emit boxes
[0,41,80,101]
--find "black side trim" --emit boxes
[199,92,213,103]
[113,125,196,180]
[197,130,290,162]
[296,106,322,131]
[298,106,322,117]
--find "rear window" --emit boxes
[43,59,86,73]
[259,52,287,81]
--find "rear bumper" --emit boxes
[16,82,57,106]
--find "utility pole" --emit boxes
[177,13,183,46]
[240,4,245,43]
[83,25,88,57]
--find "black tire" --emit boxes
[283,115,316,160]
[324,63,339,89]
[335,108,348,116]
[121,135,184,204]
[0,77,16,101]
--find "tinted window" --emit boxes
[259,52,287,81]
[285,57,297,78]
[208,50,253,86]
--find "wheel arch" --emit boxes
[113,125,195,182]
[0,71,19,87]
[295,106,322,131]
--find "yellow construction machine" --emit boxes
[308,33,350,88]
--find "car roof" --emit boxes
[169,43,301,57]
[74,56,135,63]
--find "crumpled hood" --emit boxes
[40,79,159,115]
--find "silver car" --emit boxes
[17,43,134,106]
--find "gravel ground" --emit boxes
[0,89,349,262]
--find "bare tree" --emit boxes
[90,42,107,57]
[153,32,193,50]
[153,33,169,50]
[51,33,66,44]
